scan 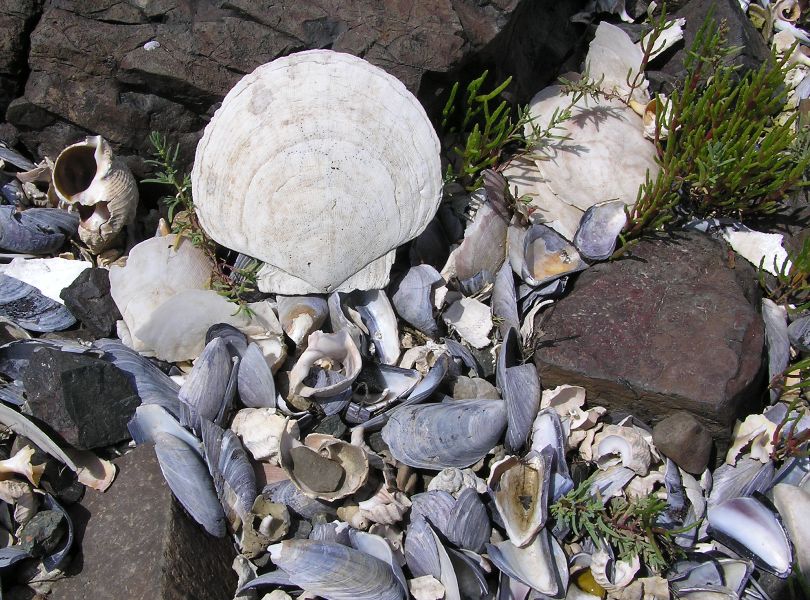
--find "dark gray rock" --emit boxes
[5,0,584,172]
[59,268,121,338]
[49,444,237,600]
[652,411,714,474]
[18,510,64,557]
[22,346,139,449]
[533,233,765,454]
[647,0,770,94]
[311,413,347,439]
[0,1,43,117]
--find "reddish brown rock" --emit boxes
[533,232,765,453]
[50,444,237,600]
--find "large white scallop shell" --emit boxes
[192,50,442,294]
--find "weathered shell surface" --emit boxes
[192,50,442,294]
[153,430,226,537]
[772,484,810,577]
[0,206,78,254]
[52,136,138,253]
[381,399,507,470]
[268,539,405,600]
[508,223,586,287]
[108,234,212,354]
[524,87,658,214]
[0,274,76,332]
[573,200,627,261]
[288,330,362,398]
[488,452,551,547]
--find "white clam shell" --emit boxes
[109,234,213,354]
[192,50,442,294]
[773,483,810,577]
[442,297,493,349]
[524,86,658,216]
[52,135,138,253]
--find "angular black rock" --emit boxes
[22,346,140,449]
[60,268,121,338]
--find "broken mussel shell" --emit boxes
[279,429,369,500]
[707,496,792,578]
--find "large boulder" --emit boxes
[533,232,765,453]
[4,0,585,173]
[49,444,237,600]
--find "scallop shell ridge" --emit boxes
[192,50,442,294]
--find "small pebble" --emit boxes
[652,411,713,475]
[311,414,348,439]
[287,447,343,493]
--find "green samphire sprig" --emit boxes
[143,131,258,318]
[550,475,694,573]
[620,9,810,249]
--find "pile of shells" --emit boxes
[0,29,807,600]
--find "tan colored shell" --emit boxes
[192,50,442,294]
[592,424,652,476]
[52,136,138,253]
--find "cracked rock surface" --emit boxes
[0,0,584,173]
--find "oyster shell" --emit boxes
[52,135,138,253]
[193,50,441,294]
